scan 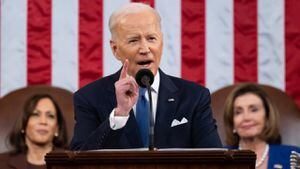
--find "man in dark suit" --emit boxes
[70,2,222,150]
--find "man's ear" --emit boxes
[110,40,121,60]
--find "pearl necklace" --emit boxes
[239,144,269,168]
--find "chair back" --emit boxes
[0,85,74,153]
[211,84,300,147]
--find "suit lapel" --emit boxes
[154,70,179,148]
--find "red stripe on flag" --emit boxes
[181,0,206,86]
[233,0,258,83]
[27,0,52,85]
[131,0,155,8]
[285,0,300,108]
[79,0,103,88]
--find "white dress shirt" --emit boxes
[109,71,160,130]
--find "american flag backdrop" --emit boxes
[1,0,300,108]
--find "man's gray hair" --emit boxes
[109,2,161,39]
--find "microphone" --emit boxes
[135,69,155,150]
[135,69,154,88]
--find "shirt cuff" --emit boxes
[109,108,129,130]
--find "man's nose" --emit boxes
[139,39,150,54]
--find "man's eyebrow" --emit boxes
[126,35,140,39]
[127,36,139,38]
[148,32,161,36]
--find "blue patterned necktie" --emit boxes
[136,87,150,147]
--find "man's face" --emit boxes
[110,10,163,77]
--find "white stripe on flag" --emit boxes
[52,0,79,92]
[258,0,285,91]
[156,0,181,77]
[205,0,234,92]
[0,0,27,96]
[103,0,129,76]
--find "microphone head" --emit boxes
[135,69,154,88]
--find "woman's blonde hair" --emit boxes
[223,83,281,146]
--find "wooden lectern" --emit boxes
[45,149,256,169]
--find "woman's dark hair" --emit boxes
[8,94,68,154]
[223,83,281,146]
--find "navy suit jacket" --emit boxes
[70,69,222,150]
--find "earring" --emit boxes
[21,129,25,134]
[233,129,237,133]
[54,132,59,137]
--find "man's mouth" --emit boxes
[137,60,152,66]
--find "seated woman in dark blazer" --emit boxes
[223,83,300,169]
[0,94,68,169]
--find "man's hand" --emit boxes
[114,59,139,116]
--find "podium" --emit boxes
[45,149,256,169]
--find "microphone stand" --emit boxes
[137,69,155,151]
[144,79,155,150]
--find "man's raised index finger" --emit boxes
[120,59,129,79]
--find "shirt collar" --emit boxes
[151,70,160,93]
